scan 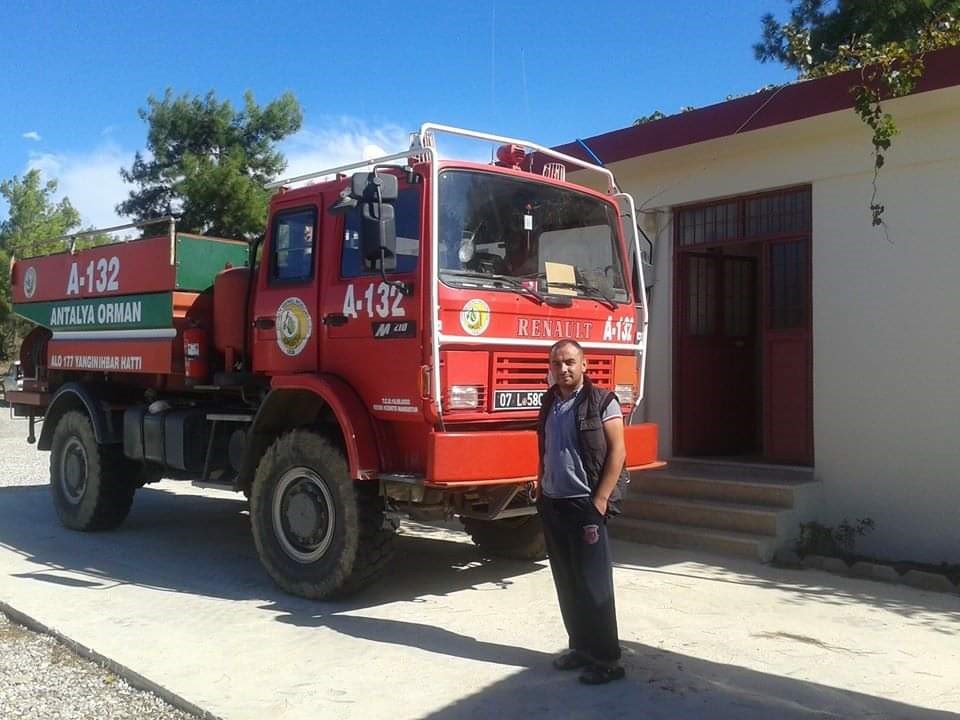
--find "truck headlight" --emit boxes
[614,384,635,406]
[448,385,480,409]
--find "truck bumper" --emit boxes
[425,423,661,486]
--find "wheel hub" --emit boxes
[60,437,88,505]
[272,468,336,563]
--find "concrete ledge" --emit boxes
[901,570,960,594]
[869,564,903,583]
[820,557,850,575]
[849,561,877,579]
[798,557,959,595]
[0,601,217,720]
[801,554,825,570]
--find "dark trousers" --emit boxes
[538,496,621,664]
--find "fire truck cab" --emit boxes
[8,123,659,599]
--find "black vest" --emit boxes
[537,376,630,515]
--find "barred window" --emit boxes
[676,188,810,248]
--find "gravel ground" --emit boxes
[0,414,199,720]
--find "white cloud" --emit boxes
[27,144,132,230]
[279,118,412,186]
[22,131,41,141]
[278,118,495,187]
[16,117,494,234]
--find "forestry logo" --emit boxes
[276,297,312,357]
[23,266,37,299]
[459,298,490,336]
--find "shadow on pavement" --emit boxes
[612,552,960,635]
[409,636,958,720]
[260,602,959,720]
[2,483,958,718]
[2,482,958,628]
[0,483,545,608]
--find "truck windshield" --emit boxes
[437,170,629,303]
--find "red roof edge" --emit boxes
[550,45,960,167]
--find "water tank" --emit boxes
[213,267,250,359]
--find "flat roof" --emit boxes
[553,45,960,166]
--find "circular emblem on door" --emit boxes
[276,297,312,356]
[23,266,37,299]
[459,298,490,336]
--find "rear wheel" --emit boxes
[461,515,547,560]
[250,430,396,599]
[49,410,136,531]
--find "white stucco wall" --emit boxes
[598,85,960,563]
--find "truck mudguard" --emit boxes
[37,382,122,451]
[241,374,381,485]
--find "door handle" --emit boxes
[323,313,348,327]
[254,316,275,330]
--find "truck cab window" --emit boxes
[271,208,316,283]
[341,187,421,278]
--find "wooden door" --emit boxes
[763,238,812,464]
[676,252,757,456]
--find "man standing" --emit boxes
[537,339,628,684]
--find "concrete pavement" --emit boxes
[1,477,959,719]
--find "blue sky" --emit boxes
[0,0,796,229]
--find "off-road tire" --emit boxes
[49,410,136,531]
[461,515,547,561]
[250,429,396,599]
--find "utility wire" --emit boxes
[638,83,790,211]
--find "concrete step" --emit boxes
[659,458,814,484]
[610,517,778,562]
[630,470,812,509]
[622,493,793,537]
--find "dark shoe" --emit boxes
[552,650,590,671]
[579,664,626,685]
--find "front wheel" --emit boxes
[461,515,547,560]
[49,410,136,531]
[250,430,396,599]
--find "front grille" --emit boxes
[586,355,614,388]
[493,353,548,387]
[493,352,614,389]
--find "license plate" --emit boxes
[493,389,545,411]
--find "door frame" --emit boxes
[671,186,813,465]
[761,236,814,464]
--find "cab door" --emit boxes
[320,182,424,419]
[251,200,322,373]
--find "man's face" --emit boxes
[549,344,585,391]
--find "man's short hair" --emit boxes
[550,339,584,358]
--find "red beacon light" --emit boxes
[495,144,526,169]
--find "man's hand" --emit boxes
[592,494,608,517]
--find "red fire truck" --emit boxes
[7,124,659,598]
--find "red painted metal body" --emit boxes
[8,153,659,487]
[213,267,250,362]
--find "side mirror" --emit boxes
[352,171,398,202]
[356,172,398,267]
[361,201,396,265]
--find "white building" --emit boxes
[557,46,960,564]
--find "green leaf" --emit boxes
[117,89,303,240]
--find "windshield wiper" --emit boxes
[546,281,620,310]
[441,270,545,304]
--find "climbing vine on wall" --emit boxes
[792,13,960,227]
